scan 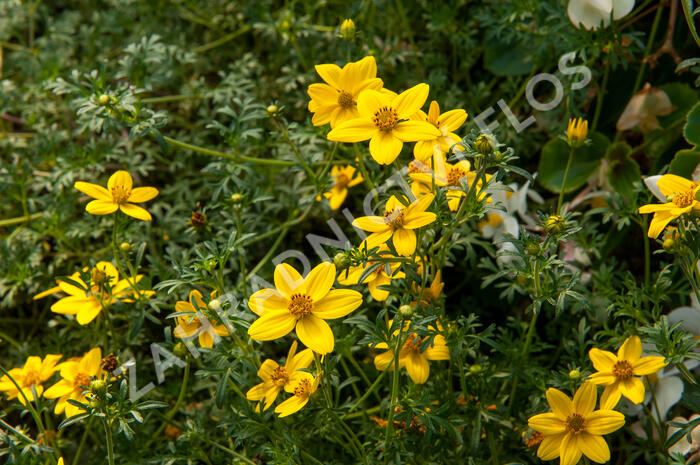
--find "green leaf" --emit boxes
[58,413,90,430]
[685,102,700,146]
[605,142,640,198]
[483,37,534,77]
[537,133,610,193]
[215,368,229,408]
[669,149,700,178]
[681,0,700,48]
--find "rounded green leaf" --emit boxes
[537,132,610,193]
[669,149,700,178]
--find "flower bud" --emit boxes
[119,242,131,252]
[474,134,495,155]
[398,304,414,319]
[208,299,221,311]
[266,105,279,115]
[97,94,110,106]
[469,364,482,374]
[230,193,243,204]
[340,19,356,39]
[173,342,188,358]
[333,252,350,270]
[568,369,581,380]
[663,237,675,252]
[524,240,540,256]
[90,379,107,395]
[544,215,566,236]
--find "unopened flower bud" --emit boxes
[333,252,350,270]
[90,379,107,395]
[231,193,243,204]
[208,299,221,311]
[98,94,110,106]
[266,105,278,115]
[173,342,188,358]
[119,242,131,252]
[524,241,540,256]
[544,215,566,236]
[569,369,581,380]
[398,304,414,319]
[474,134,495,155]
[469,364,482,374]
[340,19,356,39]
[663,237,675,252]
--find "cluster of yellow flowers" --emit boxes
[0,348,108,418]
[528,336,667,465]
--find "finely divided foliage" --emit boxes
[1,1,699,465]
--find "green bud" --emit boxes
[208,299,221,311]
[97,94,110,106]
[524,240,540,256]
[119,242,131,252]
[340,19,356,40]
[266,105,279,115]
[544,215,566,236]
[90,379,107,395]
[398,304,414,320]
[469,364,482,374]
[333,252,350,270]
[474,134,495,155]
[568,369,581,380]
[173,342,188,358]
[230,193,243,204]
[663,237,675,252]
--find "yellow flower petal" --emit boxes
[312,289,362,319]
[314,63,342,88]
[327,118,377,142]
[632,355,667,376]
[560,433,582,465]
[402,212,436,229]
[537,433,565,460]
[86,200,118,215]
[119,203,152,221]
[369,131,403,165]
[296,315,334,354]
[584,409,625,435]
[353,216,390,232]
[248,289,288,316]
[357,89,390,118]
[393,228,417,256]
[528,413,567,434]
[618,335,642,362]
[393,83,429,118]
[374,351,394,370]
[577,432,610,463]
[573,381,597,415]
[647,210,676,238]
[438,109,468,131]
[74,181,111,201]
[248,311,296,341]
[353,56,378,83]
[274,263,303,298]
[656,174,694,198]
[618,376,645,403]
[246,382,267,401]
[76,302,103,325]
[275,393,309,417]
[589,348,616,372]
[599,384,622,410]
[404,353,430,384]
[128,187,159,203]
[546,388,573,418]
[108,170,133,192]
[307,83,339,103]
[392,120,441,142]
[302,262,336,301]
[51,295,95,315]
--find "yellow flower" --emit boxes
[373,321,449,384]
[247,262,363,354]
[74,170,159,221]
[567,117,588,148]
[323,165,363,210]
[588,335,667,409]
[352,193,436,257]
[307,56,384,128]
[413,269,444,308]
[409,157,473,211]
[174,290,230,348]
[528,382,625,465]
[327,84,441,165]
[638,174,700,238]
[246,341,314,410]
[34,261,150,325]
[0,354,62,404]
[412,101,467,161]
[337,242,405,301]
[339,18,355,39]
[58,458,64,465]
[274,371,319,417]
[44,348,102,418]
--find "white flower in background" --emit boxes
[668,414,700,459]
[480,180,543,261]
[617,84,674,134]
[568,0,635,30]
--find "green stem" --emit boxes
[342,405,382,420]
[150,358,190,443]
[163,135,295,166]
[557,146,575,213]
[192,25,253,54]
[353,143,376,193]
[272,120,316,181]
[71,419,92,465]
[103,420,115,465]
[347,370,387,413]
[0,212,42,227]
[201,437,257,465]
[384,323,404,450]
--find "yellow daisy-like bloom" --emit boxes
[247,262,363,354]
[0,354,62,404]
[58,458,64,465]
[353,193,436,257]
[327,84,441,165]
[34,261,149,325]
[409,158,473,211]
[528,382,625,465]
[246,340,314,410]
[412,269,444,308]
[337,243,405,301]
[307,56,384,128]
[412,101,467,161]
[74,170,159,221]
[44,347,102,418]
[588,335,667,409]
[174,290,229,348]
[373,321,450,384]
[274,371,319,417]
[638,174,700,239]
[567,117,588,148]
[323,165,363,210]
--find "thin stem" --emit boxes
[557,146,575,213]
[163,135,294,166]
[150,358,190,443]
[384,323,404,450]
[353,143,376,193]
[271,119,316,181]
[71,419,92,465]
[0,212,43,227]
[347,370,387,413]
[192,25,253,54]
[103,419,115,465]
[591,64,610,132]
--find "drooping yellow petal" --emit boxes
[296,315,334,354]
[275,393,309,417]
[647,210,677,238]
[246,382,267,401]
[76,302,103,325]
[248,311,296,341]
[393,228,417,257]
[577,432,610,463]
[599,384,622,410]
[51,295,96,316]
[618,376,645,403]
[119,203,152,221]
[560,433,583,465]
[404,353,430,384]
[74,181,111,201]
[374,351,394,371]
[369,131,403,165]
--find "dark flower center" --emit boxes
[565,413,586,434]
[612,360,633,379]
[373,106,398,131]
[288,293,313,318]
[337,91,355,109]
